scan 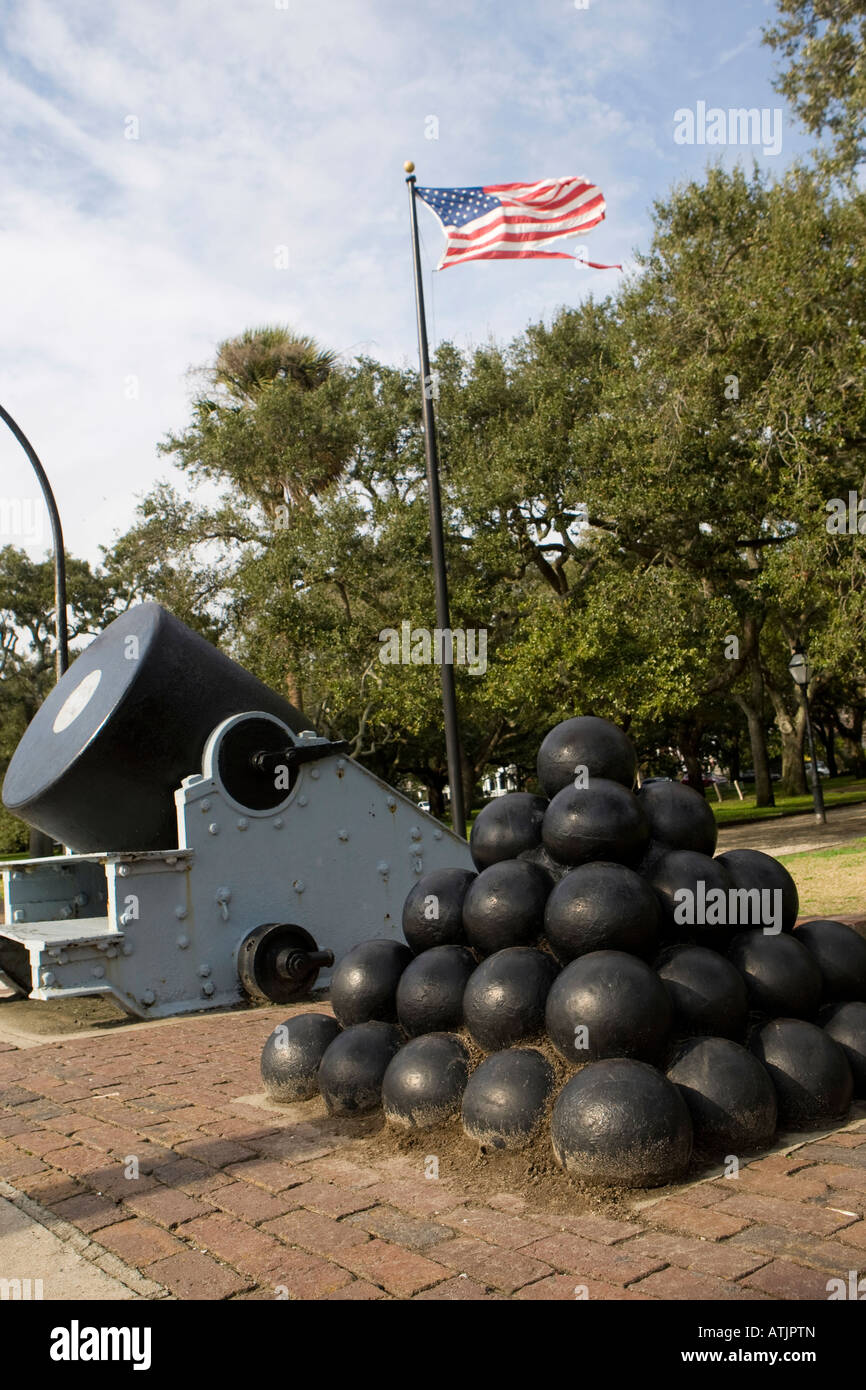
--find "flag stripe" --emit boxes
[446,195,606,248]
[450,249,576,261]
[448,200,605,246]
[484,183,600,213]
[443,226,602,265]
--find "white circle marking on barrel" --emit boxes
[52,668,103,733]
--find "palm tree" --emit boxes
[214,325,338,402]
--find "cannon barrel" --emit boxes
[2,603,307,853]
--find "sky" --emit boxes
[0,0,813,567]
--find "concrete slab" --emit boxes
[0,1194,137,1301]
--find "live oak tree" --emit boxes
[764,0,866,181]
[575,163,866,801]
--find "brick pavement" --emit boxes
[0,1004,865,1300]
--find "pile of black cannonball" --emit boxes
[260,715,866,1188]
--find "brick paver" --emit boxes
[439,1205,553,1249]
[208,1180,297,1224]
[415,1275,502,1300]
[626,1229,770,1281]
[432,1236,552,1293]
[123,1186,216,1229]
[1,1000,864,1301]
[713,1192,858,1237]
[513,1273,654,1300]
[633,1266,762,1300]
[96,1216,188,1265]
[741,1259,841,1300]
[346,1205,455,1250]
[524,1231,666,1286]
[645,1199,754,1241]
[330,1237,449,1296]
[146,1249,249,1300]
[52,1190,124,1233]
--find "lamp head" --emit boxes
[788,652,810,687]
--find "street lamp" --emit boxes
[788,651,827,825]
[0,403,68,679]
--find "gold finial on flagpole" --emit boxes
[404,160,415,173]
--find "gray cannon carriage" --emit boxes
[0,603,470,1018]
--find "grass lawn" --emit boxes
[711,776,866,826]
[777,836,866,919]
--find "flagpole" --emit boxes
[404,160,467,839]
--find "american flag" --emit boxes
[415,177,620,270]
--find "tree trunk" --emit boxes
[676,722,705,796]
[461,748,477,817]
[815,720,838,778]
[426,780,446,820]
[766,683,807,796]
[779,716,807,796]
[729,730,741,783]
[735,622,774,806]
[285,669,303,710]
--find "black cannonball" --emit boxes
[544,861,660,963]
[329,938,413,1027]
[715,848,799,933]
[823,1002,866,1095]
[637,780,718,857]
[537,715,637,797]
[751,1018,853,1128]
[649,850,735,946]
[462,860,550,955]
[666,1036,777,1155]
[382,1033,470,1128]
[545,949,672,1064]
[656,944,749,1040]
[470,793,549,871]
[542,779,649,868]
[396,944,476,1037]
[260,1012,342,1102]
[551,1058,692,1187]
[401,867,476,953]
[728,930,822,1018]
[317,1021,403,1116]
[461,1048,554,1149]
[793,919,866,1002]
[463,947,560,1051]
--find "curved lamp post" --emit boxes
[788,651,827,825]
[0,403,68,679]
